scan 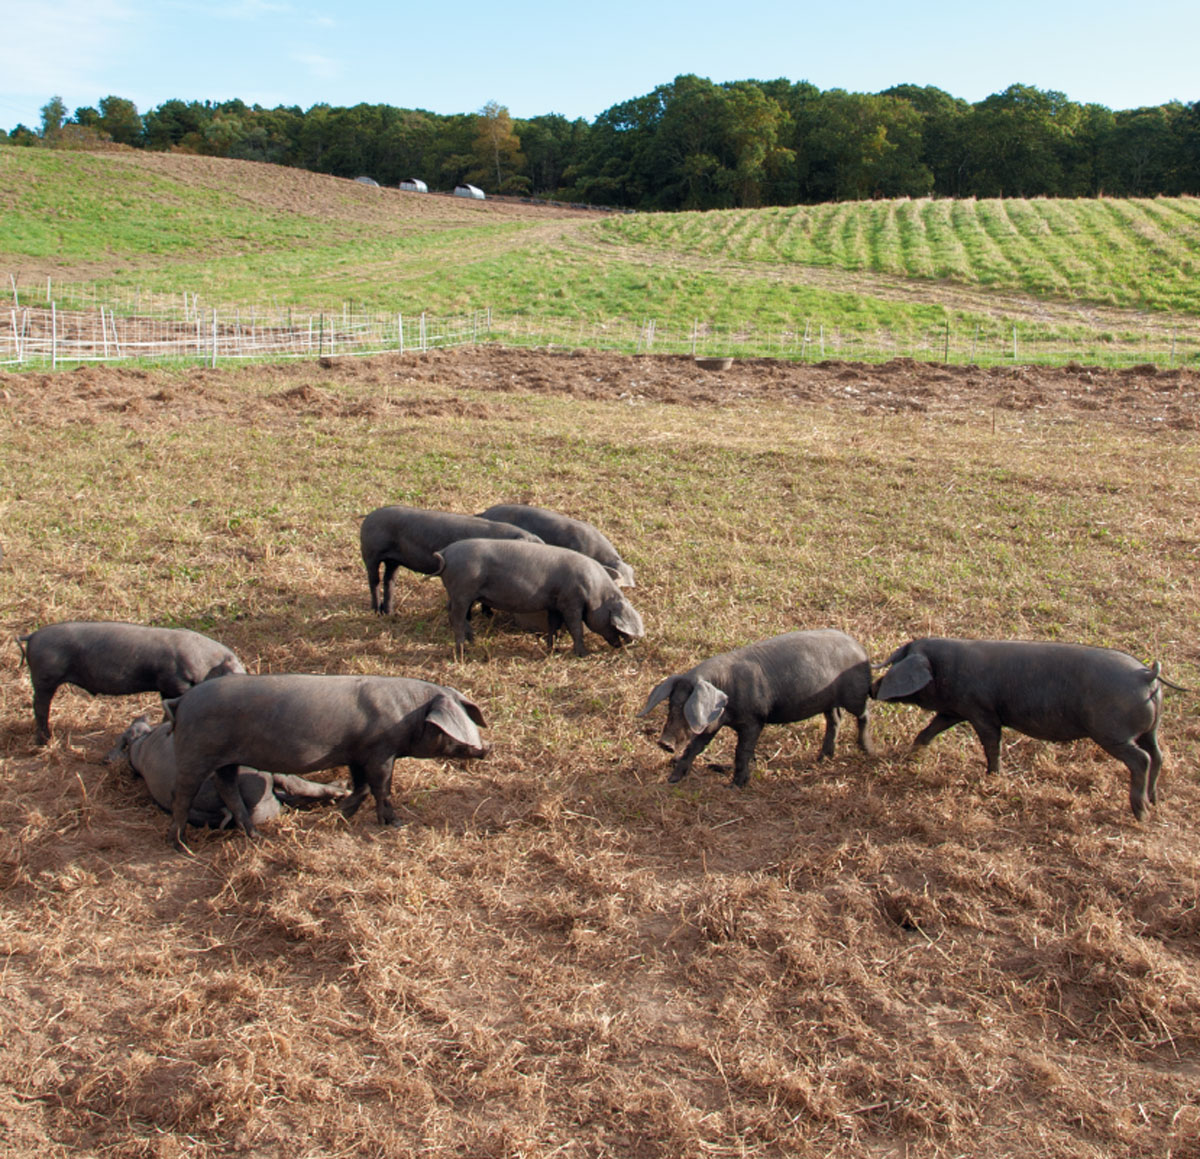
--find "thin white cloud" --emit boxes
[292,51,343,81]
[0,0,137,101]
[207,0,294,19]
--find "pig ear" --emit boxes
[638,677,676,717]
[685,679,728,733]
[611,601,644,638]
[455,694,488,729]
[426,693,485,748]
[161,697,182,725]
[875,653,933,700]
[614,561,636,588]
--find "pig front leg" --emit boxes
[731,721,764,787]
[965,716,1003,775]
[365,756,400,827]
[668,729,719,784]
[340,763,370,819]
[563,607,588,657]
[910,712,964,755]
[818,709,840,759]
[543,610,564,654]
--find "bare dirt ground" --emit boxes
[3,344,1197,429]
[1,347,1199,1159]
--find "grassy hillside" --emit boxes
[2,148,1199,363]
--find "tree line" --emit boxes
[9,76,1200,208]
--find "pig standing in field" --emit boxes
[477,504,636,587]
[639,629,875,787]
[870,637,1170,819]
[433,538,645,658]
[360,504,543,615]
[165,673,488,849]
[17,620,245,745]
[106,713,348,829]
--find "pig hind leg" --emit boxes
[379,561,401,615]
[854,707,875,756]
[32,679,59,744]
[1100,738,1154,820]
[1137,729,1163,805]
[817,709,839,759]
[213,764,257,838]
[447,594,477,659]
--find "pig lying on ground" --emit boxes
[477,504,636,587]
[17,620,245,745]
[105,713,348,829]
[360,505,543,615]
[433,538,645,658]
[165,673,488,849]
[639,629,875,787]
[870,637,1174,819]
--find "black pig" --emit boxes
[871,637,1168,819]
[639,629,875,787]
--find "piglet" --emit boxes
[106,712,348,829]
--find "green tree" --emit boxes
[40,95,67,139]
[98,95,142,146]
[143,99,210,150]
[882,84,970,195]
[517,113,588,196]
[473,101,526,192]
[720,81,793,207]
[963,84,1078,196]
[800,90,931,200]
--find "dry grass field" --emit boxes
[1,348,1199,1158]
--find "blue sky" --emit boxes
[2,0,1197,133]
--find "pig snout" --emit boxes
[655,714,692,754]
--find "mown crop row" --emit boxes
[600,197,1200,315]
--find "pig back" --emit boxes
[917,638,1160,743]
[171,673,440,775]
[706,629,871,725]
[361,506,542,574]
